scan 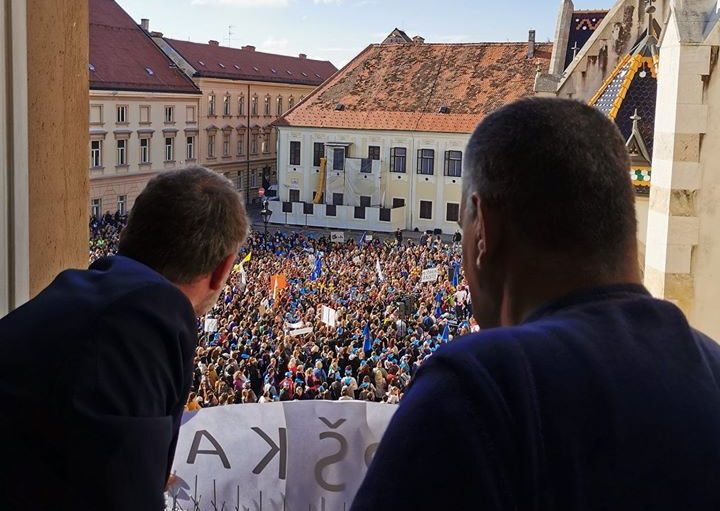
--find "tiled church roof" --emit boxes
[277,41,552,134]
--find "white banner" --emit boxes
[203,317,218,333]
[289,326,314,337]
[321,305,337,327]
[166,402,397,511]
[421,267,439,283]
[330,232,345,243]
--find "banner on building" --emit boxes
[166,402,397,511]
[331,232,345,243]
[321,305,337,327]
[421,268,439,283]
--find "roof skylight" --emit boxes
[145,67,154,76]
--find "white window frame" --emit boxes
[222,133,230,157]
[116,139,127,166]
[223,94,231,116]
[91,198,102,218]
[164,105,174,123]
[90,139,102,168]
[165,137,174,161]
[116,105,128,124]
[208,134,216,158]
[186,135,195,160]
[139,138,150,164]
[208,94,216,116]
[117,195,127,215]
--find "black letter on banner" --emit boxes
[252,427,287,480]
[314,432,348,492]
[186,430,231,469]
[364,443,379,468]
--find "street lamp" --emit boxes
[260,199,272,236]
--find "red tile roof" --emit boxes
[89,0,200,94]
[276,42,552,134]
[164,39,338,86]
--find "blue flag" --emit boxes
[452,261,461,287]
[441,323,450,343]
[358,231,367,247]
[363,322,372,353]
[310,255,322,281]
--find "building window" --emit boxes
[90,104,103,124]
[332,147,345,171]
[332,192,344,206]
[91,198,102,218]
[390,147,406,173]
[90,140,102,168]
[186,136,195,160]
[237,136,245,155]
[289,141,301,165]
[251,95,258,116]
[238,96,245,116]
[251,133,258,154]
[165,137,174,161]
[223,94,231,116]
[116,105,128,124]
[117,195,127,216]
[208,94,216,116]
[417,149,435,175]
[419,200,433,220]
[326,204,337,216]
[251,170,257,188]
[445,150,462,177]
[139,105,150,124]
[261,138,268,154]
[360,196,371,207]
[354,207,365,219]
[264,95,271,116]
[288,97,295,109]
[392,197,405,209]
[186,105,196,123]
[368,145,380,160]
[277,96,283,116]
[289,189,300,202]
[116,139,127,165]
[164,106,174,123]
[222,133,230,156]
[208,134,216,158]
[313,142,324,166]
[140,138,150,164]
[446,202,460,223]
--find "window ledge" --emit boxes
[164,121,176,126]
[90,166,105,171]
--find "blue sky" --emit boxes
[117,0,612,68]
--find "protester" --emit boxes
[85,214,474,410]
[351,98,720,510]
[0,166,248,511]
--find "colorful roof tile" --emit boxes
[564,10,609,69]
[163,39,337,86]
[89,0,200,94]
[276,42,552,134]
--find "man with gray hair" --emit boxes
[0,167,248,510]
[352,99,720,510]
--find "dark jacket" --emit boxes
[352,285,720,510]
[0,256,197,511]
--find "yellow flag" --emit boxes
[241,252,252,265]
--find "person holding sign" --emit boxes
[0,167,248,510]
[353,99,720,510]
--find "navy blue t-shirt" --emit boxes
[351,285,720,510]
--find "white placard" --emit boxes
[203,317,218,333]
[365,234,373,241]
[289,326,314,337]
[421,268,439,283]
[331,231,345,243]
[166,402,397,511]
[321,305,337,327]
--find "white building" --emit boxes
[274,33,551,233]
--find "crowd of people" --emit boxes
[88,213,476,409]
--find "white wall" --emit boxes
[277,126,468,233]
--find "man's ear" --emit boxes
[209,253,236,292]
[477,195,503,268]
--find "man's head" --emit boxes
[461,98,639,329]
[119,166,248,315]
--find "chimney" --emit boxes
[140,18,149,31]
[527,29,536,59]
[412,35,425,44]
[299,53,307,59]
[209,40,219,46]
[242,45,256,52]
